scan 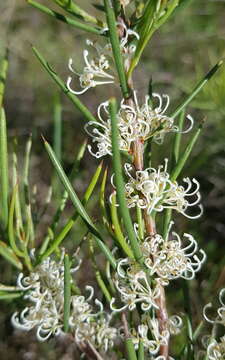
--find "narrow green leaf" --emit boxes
[125,338,138,360]
[171,60,223,119]
[0,291,23,300]
[43,138,117,268]
[12,142,24,236]
[8,185,24,257]
[128,0,157,78]
[171,124,202,182]
[27,0,101,34]
[32,47,97,123]
[110,194,134,258]
[0,241,23,270]
[138,340,144,360]
[23,135,34,246]
[63,253,71,332]
[99,167,110,227]
[0,284,20,292]
[0,108,9,229]
[38,161,103,260]
[173,109,185,164]
[103,0,130,98]
[0,49,8,109]
[109,98,143,264]
[51,0,103,26]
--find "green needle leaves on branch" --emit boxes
[27,0,101,34]
[104,0,130,98]
[109,98,143,263]
[32,47,97,123]
[43,137,117,269]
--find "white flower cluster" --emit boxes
[141,225,206,284]
[120,159,203,218]
[110,258,161,312]
[67,39,114,95]
[130,315,182,358]
[67,23,139,95]
[203,288,225,360]
[85,93,193,158]
[12,254,66,341]
[111,226,205,312]
[11,254,117,353]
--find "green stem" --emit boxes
[103,0,130,98]
[109,98,143,264]
[32,47,97,123]
[63,253,71,332]
[27,0,101,34]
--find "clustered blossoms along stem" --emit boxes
[140,223,206,283]
[12,253,117,353]
[85,93,193,158]
[202,288,225,360]
[66,22,139,95]
[116,159,203,218]
[129,315,182,359]
[110,258,161,312]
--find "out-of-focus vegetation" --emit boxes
[0,0,225,358]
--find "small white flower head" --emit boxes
[207,336,225,360]
[118,159,203,218]
[85,99,141,158]
[130,317,170,357]
[141,226,206,283]
[69,286,117,353]
[132,91,194,144]
[12,251,72,341]
[85,92,193,159]
[67,39,114,95]
[203,288,225,326]
[110,258,160,313]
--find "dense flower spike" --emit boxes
[141,225,206,283]
[119,159,203,218]
[85,93,193,158]
[67,39,114,94]
[12,254,117,352]
[110,258,161,312]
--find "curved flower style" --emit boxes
[141,227,206,283]
[119,159,203,218]
[110,258,161,312]
[70,287,117,353]
[203,288,225,325]
[12,255,117,352]
[207,336,225,360]
[12,253,68,341]
[67,39,114,95]
[130,316,179,358]
[85,93,193,158]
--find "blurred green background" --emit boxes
[0,0,225,358]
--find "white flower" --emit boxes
[12,252,68,341]
[110,258,160,312]
[203,288,225,325]
[130,317,170,357]
[12,255,117,352]
[119,159,203,218]
[69,286,117,353]
[67,39,114,95]
[141,226,206,283]
[207,336,225,360]
[85,92,193,158]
